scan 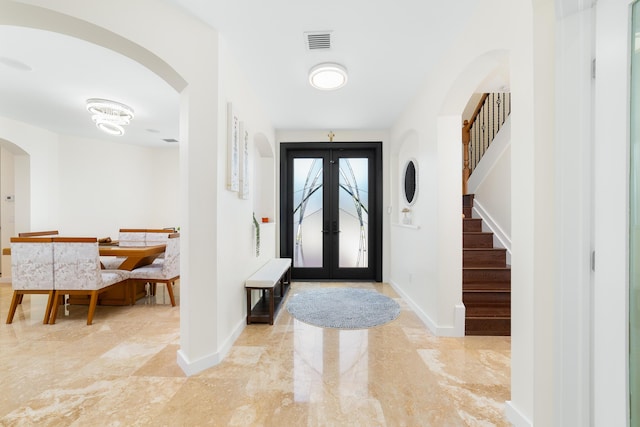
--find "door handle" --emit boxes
[332,221,341,234]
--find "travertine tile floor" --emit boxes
[0,281,510,426]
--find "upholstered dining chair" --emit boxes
[118,229,147,246]
[144,229,173,273]
[100,228,148,269]
[6,237,55,324]
[145,229,174,246]
[129,233,179,306]
[49,237,129,325]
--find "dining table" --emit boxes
[97,243,166,305]
[98,243,166,270]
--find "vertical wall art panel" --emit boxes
[238,121,250,199]
[226,103,239,191]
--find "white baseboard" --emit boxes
[505,401,532,427]
[389,280,464,337]
[472,200,512,264]
[454,303,466,336]
[177,317,246,376]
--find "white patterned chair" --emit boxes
[129,233,179,306]
[6,237,55,324]
[49,237,129,325]
[100,228,148,269]
[144,229,174,286]
[145,229,174,247]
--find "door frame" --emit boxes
[279,141,382,281]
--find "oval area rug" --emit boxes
[286,288,401,329]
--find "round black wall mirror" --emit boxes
[403,159,418,206]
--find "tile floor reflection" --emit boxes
[0,281,510,426]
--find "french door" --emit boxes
[280,142,382,281]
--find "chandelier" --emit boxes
[86,98,135,136]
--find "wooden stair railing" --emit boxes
[462,92,511,194]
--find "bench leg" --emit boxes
[246,289,252,324]
[268,288,275,325]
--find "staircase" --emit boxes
[462,194,511,336]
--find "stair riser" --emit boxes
[463,207,472,218]
[463,250,506,267]
[463,233,493,248]
[465,318,511,336]
[463,292,511,305]
[463,219,482,232]
[463,268,511,285]
[462,194,475,208]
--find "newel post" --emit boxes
[462,119,471,194]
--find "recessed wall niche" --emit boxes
[253,133,275,223]
[402,158,418,206]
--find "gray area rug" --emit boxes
[286,288,401,329]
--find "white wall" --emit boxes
[57,135,179,238]
[592,0,630,424]
[0,117,60,233]
[0,116,180,256]
[554,5,595,425]
[0,143,17,278]
[216,37,277,351]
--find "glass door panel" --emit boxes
[338,158,369,268]
[293,158,323,268]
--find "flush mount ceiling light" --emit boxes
[86,98,135,136]
[308,63,348,90]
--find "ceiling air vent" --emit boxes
[305,31,332,51]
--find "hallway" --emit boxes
[0,281,510,426]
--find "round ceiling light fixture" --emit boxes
[309,62,348,91]
[86,98,134,136]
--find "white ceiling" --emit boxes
[0,1,483,147]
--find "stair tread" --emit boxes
[466,316,511,319]
[463,288,511,293]
[464,247,506,251]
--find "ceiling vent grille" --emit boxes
[305,31,332,51]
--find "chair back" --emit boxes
[18,230,59,237]
[145,229,173,246]
[119,229,146,247]
[52,237,102,290]
[162,233,180,277]
[10,237,54,290]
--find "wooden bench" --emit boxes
[245,258,292,325]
